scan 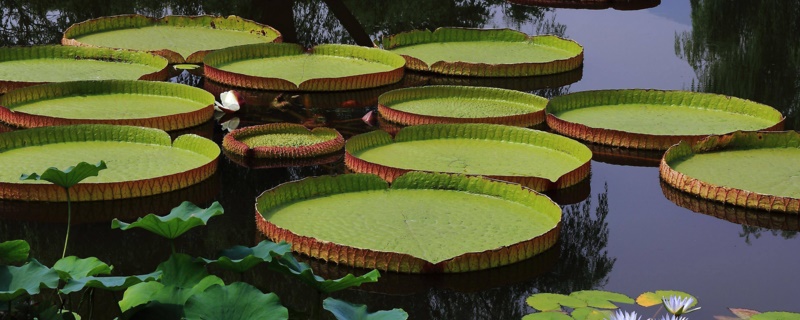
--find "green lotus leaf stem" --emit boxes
[0,240,30,264]
[200,240,292,273]
[21,161,107,259]
[0,259,60,302]
[111,201,223,252]
[60,271,162,294]
[183,282,288,320]
[322,297,408,320]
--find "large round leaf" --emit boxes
[256,172,562,273]
[0,259,59,301]
[526,293,588,311]
[222,123,344,158]
[184,283,288,320]
[568,290,634,309]
[62,14,282,64]
[111,201,224,240]
[52,256,112,281]
[0,240,29,264]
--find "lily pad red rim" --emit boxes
[546,89,786,150]
[222,123,344,159]
[204,43,406,91]
[0,80,214,131]
[0,45,169,94]
[660,131,800,214]
[377,85,548,127]
[506,0,661,10]
[255,172,562,273]
[0,124,219,202]
[345,123,592,191]
[62,14,283,64]
[382,27,584,77]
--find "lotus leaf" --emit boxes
[660,131,800,213]
[568,290,634,309]
[222,123,345,158]
[62,15,282,64]
[521,311,573,320]
[322,297,408,320]
[184,282,288,320]
[256,172,562,273]
[111,201,223,240]
[383,28,583,77]
[60,271,161,294]
[200,240,292,273]
[21,161,107,190]
[0,80,215,131]
[204,43,405,91]
[0,45,168,94]
[526,293,588,311]
[266,251,379,293]
[377,86,547,127]
[546,89,785,150]
[0,240,29,264]
[0,125,219,201]
[0,259,60,301]
[345,123,591,191]
[635,290,696,307]
[52,256,112,281]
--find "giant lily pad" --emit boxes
[62,14,282,64]
[0,45,168,94]
[0,124,219,201]
[382,28,583,77]
[0,80,214,131]
[204,43,405,91]
[345,124,591,191]
[660,131,800,213]
[378,86,547,127]
[222,123,344,158]
[256,172,562,273]
[546,89,785,150]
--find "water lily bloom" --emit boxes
[214,90,242,113]
[361,110,375,126]
[608,310,641,320]
[663,296,700,316]
[658,315,688,320]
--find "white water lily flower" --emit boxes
[658,315,689,320]
[220,117,240,132]
[214,90,241,113]
[608,310,641,320]
[663,296,700,316]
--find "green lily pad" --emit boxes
[52,256,112,281]
[521,312,574,320]
[200,240,292,273]
[0,239,29,264]
[60,271,161,294]
[0,45,168,94]
[377,85,547,127]
[636,290,696,307]
[568,290,634,309]
[751,312,800,320]
[184,282,288,320]
[322,297,408,320]
[383,28,583,77]
[571,307,612,320]
[546,89,785,150]
[0,124,219,201]
[345,123,591,191]
[660,131,800,213]
[0,259,60,301]
[111,201,223,240]
[526,293,588,311]
[222,123,344,158]
[266,251,379,293]
[0,80,214,131]
[204,43,405,91]
[256,172,562,273]
[62,14,282,64]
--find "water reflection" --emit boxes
[676,0,800,129]
[507,0,661,11]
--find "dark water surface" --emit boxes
[1,1,799,319]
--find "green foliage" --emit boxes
[521,311,573,320]
[751,312,800,320]
[635,290,696,307]
[183,283,289,320]
[527,293,587,311]
[52,256,112,281]
[0,239,30,264]
[266,251,380,294]
[568,290,634,309]
[200,240,292,273]
[111,201,224,240]
[323,297,408,320]
[20,161,107,189]
[60,271,162,294]
[0,259,60,301]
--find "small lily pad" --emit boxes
[521,311,574,320]
[52,256,112,281]
[112,201,224,240]
[0,239,29,264]
[184,282,288,320]
[636,290,696,307]
[568,290,634,309]
[527,293,588,311]
[323,297,408,320]
[222,123,344,159]
[571,307,612,320]
[751,312,800,320]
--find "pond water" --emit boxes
[1,1,799,319]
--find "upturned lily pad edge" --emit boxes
[222,123,345,158]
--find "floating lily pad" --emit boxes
[222,123,344,158]
[0,124,219,201]
[507,0,661,10]
[0,45,168,94]
[0,80,214,131]
[547,89,785,150]
[62,14,282,64]
[378,86,547,127]
[223,150,343,169]
[345,124,591,191]
[660,131,800,213]
[256,172,562,273]
[421,66,583,91]
[204,43,405,91]
[382,28,583,77]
